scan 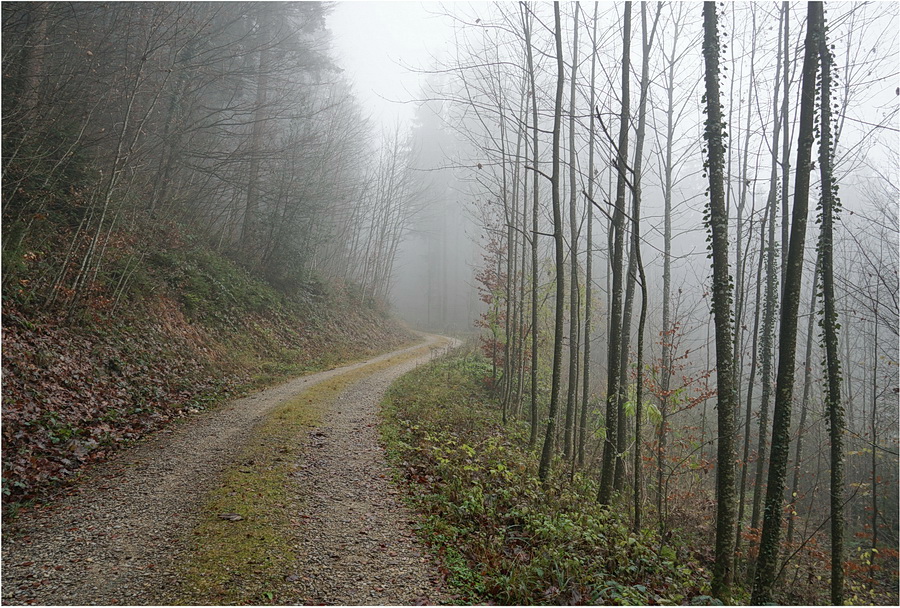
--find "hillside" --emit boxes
[3,2,425,512]
[1,218,413,506]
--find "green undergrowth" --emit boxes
[176,341,435,605]
[380,351,712,605]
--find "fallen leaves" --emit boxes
[1,304,244,503]
[1,238,413,506]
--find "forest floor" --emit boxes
[1,335,457,606]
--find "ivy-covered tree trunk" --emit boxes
[749,149,779,567]
[742,6,784,579]
[816,6,845,602]
[701,2,738,599]
[538,2,566,483]
[751,2,822,603]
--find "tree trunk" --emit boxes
[702,3,738,599]
[816,9,845,602]
[730,8,757,561]
[242,22,271,255]
[538,3,567,483]
[564,2,581,461]
[749,151,780,566]
[523,5,541,450]
[738,5,783,576]
[786,256,820,550]
[599,1,631,506]
[751,3,822,603]
[629,1,659,528]
[656,5,683,531]
[869,308,878,576]
[780,1,791,288]
[736,208,766,571]
[579,1,599,469]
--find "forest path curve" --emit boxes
[2,335,456,606]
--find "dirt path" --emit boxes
[286,344,455,605]
[2,336,455,606]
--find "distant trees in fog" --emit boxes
[2,1,419,309]
[431,1,898,603]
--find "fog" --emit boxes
[2,1,897,600]
[326,1,897,346]
[324,5,898,578]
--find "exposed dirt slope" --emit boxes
[1,336,454,606]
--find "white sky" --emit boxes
[328,1,454,131]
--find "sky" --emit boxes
[327,1,455,130]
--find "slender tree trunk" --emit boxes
[538,3,567,483]
[870,307,878,576]
[523,6,541,450]
[749,160,779,562]
[564,2,581,461]
[615,245,635,492]
[816,10,845,602]
[656,8,681,530]
[738,6,783,575]
[735,209,767,570]
[702,3,738,598]
[579,1,599,468]
[498,75,512,422]
[631,2,658,531]
[599,1,631,505]
[628,2,659,526]
[751,3,822,603]
[731,10,757,554]
[786,257,820,549]
[780,1,791,287]
[243,25,271,255]
[516,133,529,421]
[504,83,526,423]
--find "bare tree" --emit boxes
[598,1,631,505]
[563,2,581,461]
[537,2,566,483]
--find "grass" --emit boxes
[380,349,713,605]
[175,339,442,605]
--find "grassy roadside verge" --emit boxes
[175,338,444,605]
[379,349,712,605]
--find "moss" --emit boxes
[175,339,443,605]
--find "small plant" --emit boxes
[380,351,711,605]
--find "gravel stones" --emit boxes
[286,349,456,605]
[2,337,453,606]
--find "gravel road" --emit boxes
[1,336,455,606]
